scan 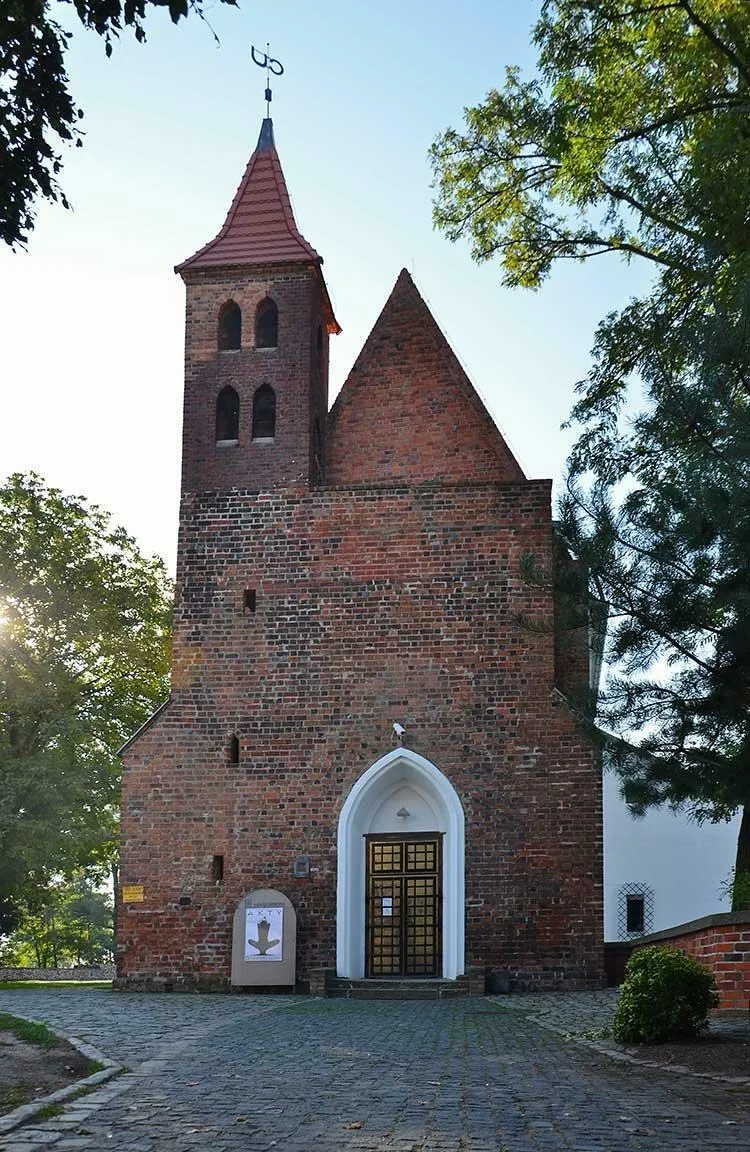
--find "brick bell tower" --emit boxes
[175,117,340,493]
[116,117,344,990]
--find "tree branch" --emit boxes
[677,0,750,87]
[595,175,704,243]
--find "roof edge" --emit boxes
[118,697,171,756]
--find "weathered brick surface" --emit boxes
[120,481,602,989]
[327,270,524,487]
[181,263,329,493]
[635,922,750,1011]
[118,240,603,991]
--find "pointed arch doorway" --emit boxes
[336,749,465,980]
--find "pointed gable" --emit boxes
[176,119,321,272]
[326,270,525,486]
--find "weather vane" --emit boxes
[251,43,284,116]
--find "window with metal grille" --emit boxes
[618,883,654,939]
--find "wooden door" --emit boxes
[365,834,442,977]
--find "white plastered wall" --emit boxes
[603,769,740,939]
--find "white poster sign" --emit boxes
[244,906,284,961]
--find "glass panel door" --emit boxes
[365,834,441,977]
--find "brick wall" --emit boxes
[118,256,603,993]
[119,482,603,991]
[327,270,524,487]
[180,263,328,492]
[633,912,750,1011]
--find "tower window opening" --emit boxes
[316,323,323,358]
[252,383,276,440]
[312,416,323,484]
[216,386,240,443]
[212,855,224,884]
[218,301,241,351]
[255,297,278,348]
[243,589,257,613]
[229,734,240,764]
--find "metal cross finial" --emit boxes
[251,43,284,116]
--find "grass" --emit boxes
[0,1013,115,1121]
[0,980,111,990]
[0,1086,27,1112]
[36,1103,64,1120]
[65,1082,100,1103]
[0,1013,108,1073]
[0,1013,60,1050]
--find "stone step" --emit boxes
[326,977,472,1000]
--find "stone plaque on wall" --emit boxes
[231,889,296,987]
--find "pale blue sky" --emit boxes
[0,1,650,569]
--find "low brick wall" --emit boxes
[0,965,115,982]
[632,911,750,1011]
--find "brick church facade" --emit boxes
[116,117,604,992]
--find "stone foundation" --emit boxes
[0,965,115,982]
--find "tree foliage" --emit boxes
[0,872,113,967]
[0,473,172,931]
[1,0,237,249]
[432,0,750,900]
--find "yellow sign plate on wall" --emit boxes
[122,884,145,903]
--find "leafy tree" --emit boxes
[1,0,237,249]
[0,473,171,931]
[431,1,750,903]
[0,872,114,967]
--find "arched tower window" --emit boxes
[218,301,241,351]
[252,384,276,440]
[255,298,278,348]
[216,386,240,442]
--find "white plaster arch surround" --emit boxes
[336,748,465,980]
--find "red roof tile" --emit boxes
[176,119,321,272]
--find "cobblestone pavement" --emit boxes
[491,990,623,1036]
[494,987,749,1049]
[0,988,749,1151]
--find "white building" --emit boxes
[603,767,741,941]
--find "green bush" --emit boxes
[613,946,718,1044]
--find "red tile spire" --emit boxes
[176,119,322,272]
